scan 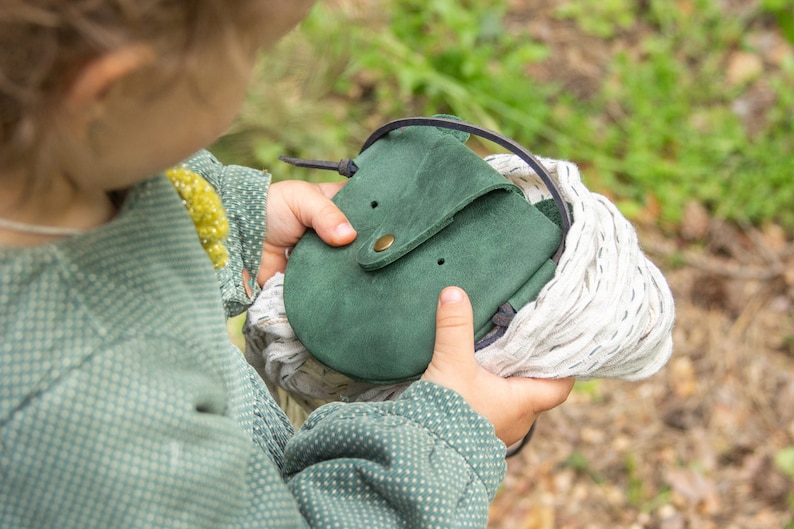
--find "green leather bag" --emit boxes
[281,117,571,384]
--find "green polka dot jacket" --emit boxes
[0,151,507,528]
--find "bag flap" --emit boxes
[332,124,522,272]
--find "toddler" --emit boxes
[0,2,573,528]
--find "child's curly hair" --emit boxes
[0,0,306,184]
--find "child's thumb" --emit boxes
[424,287,476,379]
[297,185,356,246]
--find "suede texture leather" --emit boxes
[284,123,562,384]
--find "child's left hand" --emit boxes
[423,287,574,446]
[255,180,357,286]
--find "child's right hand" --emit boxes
[256,180,356,286]
[422,286,574,446]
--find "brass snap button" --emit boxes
[374,234,395,252]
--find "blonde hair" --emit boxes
[0,0,306,183]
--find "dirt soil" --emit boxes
[488,220,794,529]
[486,1,794,528]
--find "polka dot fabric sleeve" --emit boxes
[1,173,508,528]
[284,381,507,528]
[183,150,271,317]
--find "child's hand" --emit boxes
[256,180,356,286]
[422,287,574,446]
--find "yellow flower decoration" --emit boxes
[166,167,229,269]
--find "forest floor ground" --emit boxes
[487,2,794,527]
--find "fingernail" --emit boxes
[334,222,356,239]
[440,287,464,304]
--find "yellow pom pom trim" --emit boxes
[166,167,229,269]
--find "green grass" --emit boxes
[213,0,794,233]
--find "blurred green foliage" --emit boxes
[213,0,794,232]
[777,445,794,479]
[762,0,794,43]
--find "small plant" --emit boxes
[776,445,794,479]
[775,446,794,524]
[563,451,606,484]
[556,0,637,38]
[573,379,605,403]
[762,0,794,43]
[625,453,645,507]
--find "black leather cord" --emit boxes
[505,421,537,458]
[280,118,570,264]
[279,156,358,177]
[359,117,571,263]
